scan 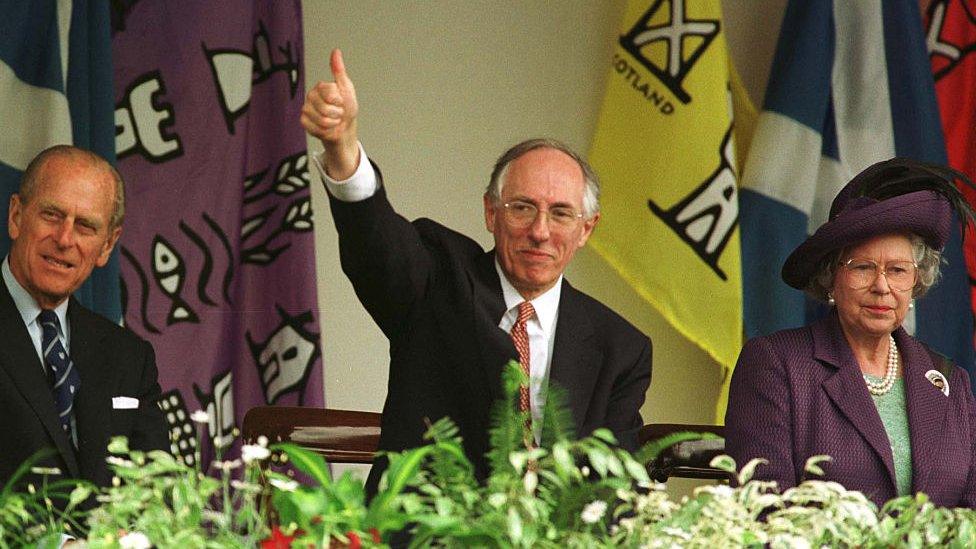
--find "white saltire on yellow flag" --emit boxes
[588,0,743,407]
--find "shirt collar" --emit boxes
[494,259,561,336]
[2,256,69,332]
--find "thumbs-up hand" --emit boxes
[301,49,360,180]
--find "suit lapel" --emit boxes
[897,330,948,494]
[66,299,113,480]
[815,314,897,491]
[548,281,599,435]
[469,252,515,404]
[0,279,81,477]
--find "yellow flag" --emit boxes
[588,0,743,418]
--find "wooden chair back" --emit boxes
[242,406,381,464]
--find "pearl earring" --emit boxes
[827,292,835,306]
[909,299,915,309]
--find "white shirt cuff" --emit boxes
[311,142,378,202]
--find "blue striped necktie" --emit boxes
[38,310,80,442]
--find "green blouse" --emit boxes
[866,375,912,496]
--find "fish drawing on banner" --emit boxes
[152,235,199,325]
[204,20,300,134]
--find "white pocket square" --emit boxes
[112,396,140,409]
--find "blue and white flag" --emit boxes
[0,1,120,320]
[740,0,974,374]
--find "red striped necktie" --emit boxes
[510,301,535,446]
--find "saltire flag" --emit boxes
[740,0,975,379]
[926,0,976,355]
[111,0,323,464]
[588,0,744,419]
[0,0,121,319]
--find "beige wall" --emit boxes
[302,1,784,475]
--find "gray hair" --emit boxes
[20,144,125,229]
[486,138,600,218]
[806,233,943,301]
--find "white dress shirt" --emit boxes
[495,263,561,444]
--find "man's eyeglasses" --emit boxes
[840,258,918,292]
[501,201,584,230]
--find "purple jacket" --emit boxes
[725,312,976,509]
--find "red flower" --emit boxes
[261,525,301,549]
[369,528,381,544]
[346,531,362,549]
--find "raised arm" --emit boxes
[300,49,434,339]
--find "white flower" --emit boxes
[119,531,151,549]
[29,466,62,476]
[241,443,271,463]
[580,500,607,524]
[702,484,734,498]
[661,526,692,541]
[616,516,636,533]
[257,435,269,447]
[105,456,134,468]
[522,470,538,494]
[488,493,506,508]
[190,410,210,423]
[269,477,299,492]
[213,459,242,471]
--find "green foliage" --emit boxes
[7,375,976,546]
[487,361,534,477]
[0,448,94,547]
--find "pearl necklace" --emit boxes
[863,334,898,396]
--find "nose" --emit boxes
[527,210,551,242]
[870,268,892,294]
[53,221,76,248]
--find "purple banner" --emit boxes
[112,0,321,464]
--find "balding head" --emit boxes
[20,145,125,229]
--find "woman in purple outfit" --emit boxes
[726,158,976,509]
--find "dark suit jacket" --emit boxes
[0,277,169,489]
[329,177,652,495]
[725,311,976,509]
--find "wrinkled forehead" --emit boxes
[31,156,118,214]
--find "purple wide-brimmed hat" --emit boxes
[781,158,975,290]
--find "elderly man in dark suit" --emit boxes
[726,158,976,509]
[301,49,652,496]
[0,145,168,489]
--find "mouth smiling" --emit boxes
[42,255,74,270]
[519,249,554,261]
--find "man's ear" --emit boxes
[483,193,496,232]
[96,226,122,267]
[576,212,600,247]
[8,194,22,241]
